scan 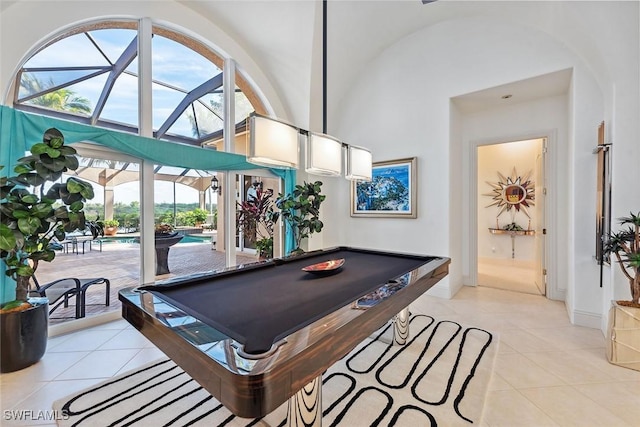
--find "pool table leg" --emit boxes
[286,375,322,426]
[393,307,410,345]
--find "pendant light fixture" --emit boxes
[305,132,343,176]
[345,145,373,181]
[247,114,300,169]
[246,0,372,181]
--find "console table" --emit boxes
[488,228,535,259]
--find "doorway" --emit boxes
[235,173,281,254]
[476,138,546,295]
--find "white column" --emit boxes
[198,190,206,211]
[223,59,237,267]
[103,185,114,220]
[138,17,155,284]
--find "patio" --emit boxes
[34,236,259,325]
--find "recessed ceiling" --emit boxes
[451,68,573,114]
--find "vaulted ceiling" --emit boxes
[179,1,614,129]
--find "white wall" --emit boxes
[569,69,609,328]
[325,16,607,324]
[448,102,464,297]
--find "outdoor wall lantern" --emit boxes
[210,176,222,195]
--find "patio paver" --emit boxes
[34,238,258,324]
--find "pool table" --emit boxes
[119,246,450,424]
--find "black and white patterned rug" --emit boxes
[53,315,497,426]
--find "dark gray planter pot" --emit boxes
[0,302,48,373]
[155,232,183,275]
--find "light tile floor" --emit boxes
[478,257,540,295]
[1,286,639,426]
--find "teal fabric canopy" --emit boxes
[0,105,296,302]
[1,105,263,171]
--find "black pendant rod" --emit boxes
[322,0,327,134]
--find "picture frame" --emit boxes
[350,157,417,218]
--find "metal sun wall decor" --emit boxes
[485,167,535,218]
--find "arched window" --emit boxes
[6,21,280,323]
[12,21,266,149]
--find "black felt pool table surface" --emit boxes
[141,247,436,354]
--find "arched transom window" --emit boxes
[12,21,266,149]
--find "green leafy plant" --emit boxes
[0,128,102,305]
[103,219,119,228]
[255,237,274,260]
[237,187,279,258]
[604,211,640,306]
[155,223,174,234]
[275,181,325,254]
[190,208,209,224]
[503,222,524,231]
[176,208,209,226]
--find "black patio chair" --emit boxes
[29,276,82,318]
[30,275,110,318]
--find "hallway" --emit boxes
[478,257,540,295]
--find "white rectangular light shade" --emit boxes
[247,115,299,168]
[305,133,343,176]
[346,145,372,181]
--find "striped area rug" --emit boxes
[53,315,497,426]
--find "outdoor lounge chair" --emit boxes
[30,275,110,319]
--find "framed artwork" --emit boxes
[350,157,417,218]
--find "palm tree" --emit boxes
[186,92,253,139]
[604,211,640,305]
[20,74,92,114]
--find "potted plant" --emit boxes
[0,128,102,372]
[503,222,525,232]
[237,187,279,259]
[603,211,640,371]
[153,223,182,275]
[190,208,209,227]
[255,237,274,260]
[103,219,119,236]
[275,181,325,255]
[155,223,175,235]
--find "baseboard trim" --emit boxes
[49,311,122,338]
[547,288,566,302]
[572,309,602,329]
[426,280,462,299]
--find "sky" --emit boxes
[27,28,220,137]
[26,28,240,207]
